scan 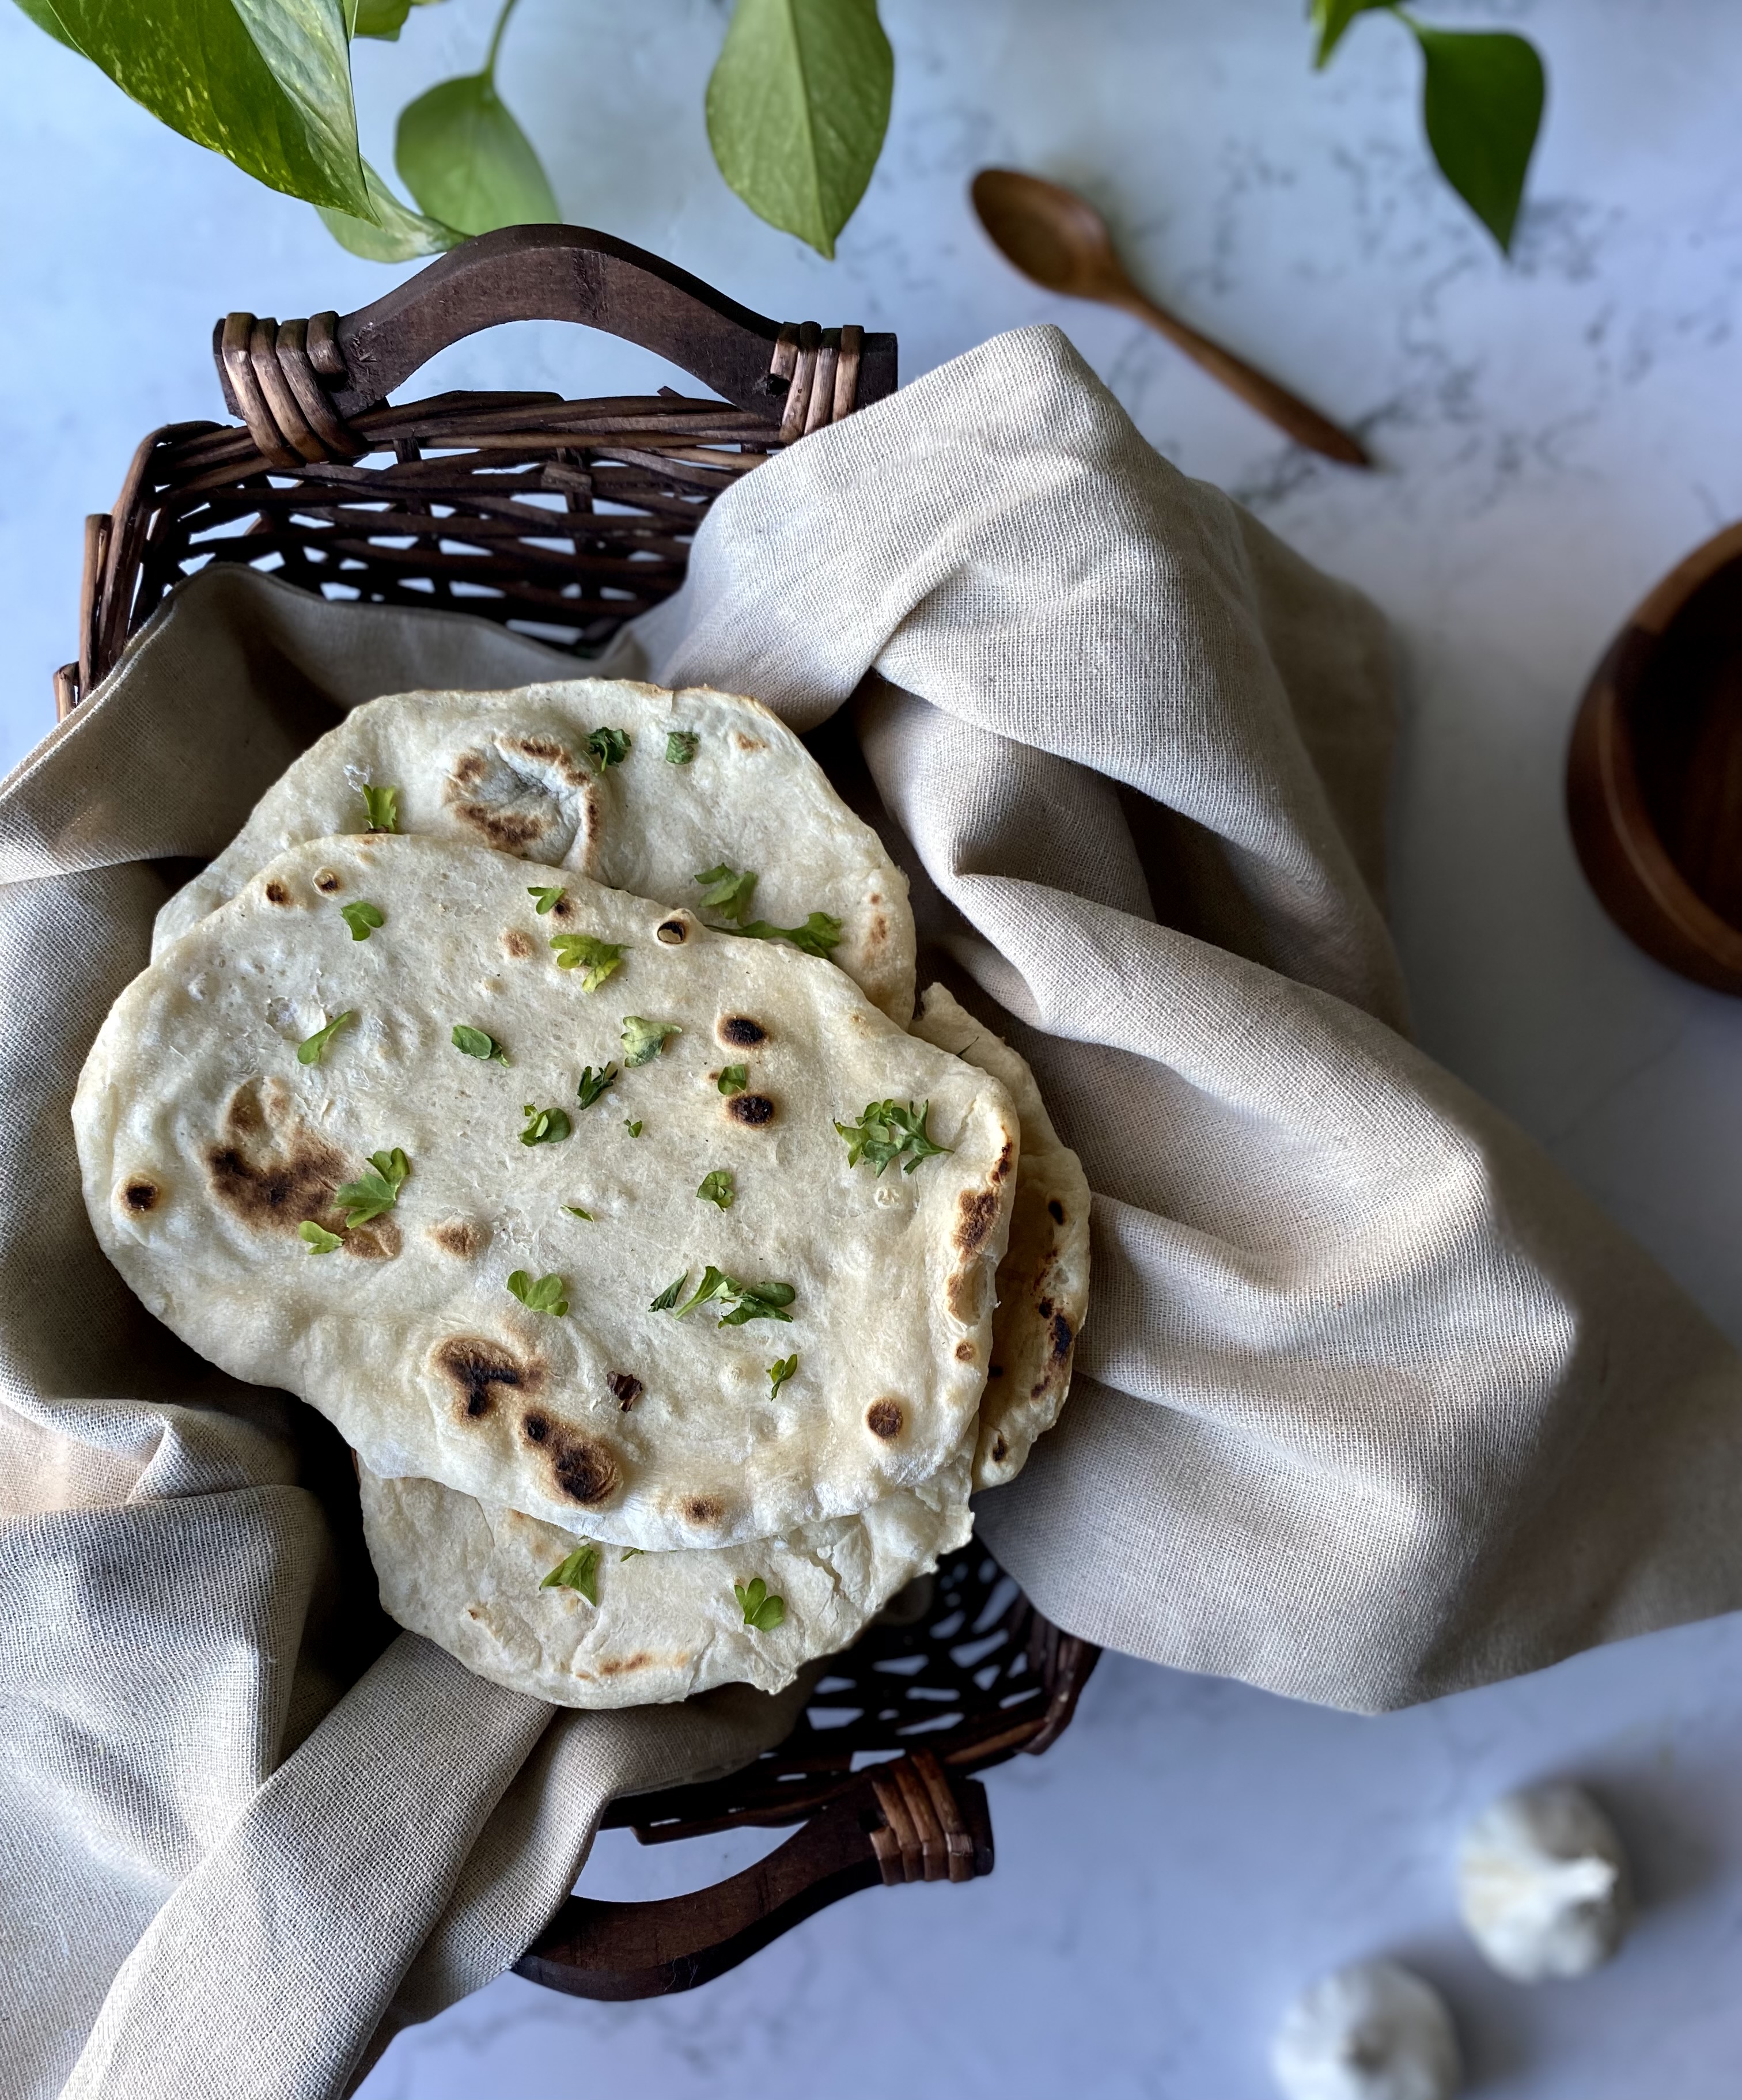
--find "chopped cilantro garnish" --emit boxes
[649,1272,688,1312]
[620,1015,680,1067]
[620,1546,645,1561]
[734,1576,786,1632]
[509,1269,569,1316]
[298,1220,342,1254]
[541,1543,598,1600]
[767,1354,798,1398]
[297,1010,355,1066]
[452,1024,509,1066]
[623,1119,643,1138]
[695,862,759,926]
[519,1103,573,1147]
[697,1169,734,1211]
[575,1064,618,1110]
[359,783,399,833]
[585,726,631,773]
[717,1064,748,1097]
[550,934,626,992]
[527,885,566,915]
[562,1204,593,1221]
[733,911,843,960]
[675,1266,795,1326]
[339,900,384,941]
[333,1148,410,1227]
[665,730,698,765]
[835,1099,952,1176]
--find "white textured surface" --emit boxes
[2,1,1737,2093]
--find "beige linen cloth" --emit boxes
[3,325,1739,2100]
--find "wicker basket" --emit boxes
[59,225,1100,1998]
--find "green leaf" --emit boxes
[348,0,412,40]
[585,726,632,773]
[697,1169,734,1211]
[623,1119,644,1139]
[333,1146,409,1226]
[717,1064,748,1098]
[732,911,842,959]
[540,1542,597,1600]
[576,1064,618,1110]
[519,1103,573,1147]
[562,1204,593,1222]
[665,731,698,766]
[620,1017,680,1068]
[768,1353,798,1397]
[695,862,758,926]
[452,1023,509,1065]
[320,158,458,259]
[395,0,558,237]
[39,0,373,217]
[1309,0,1396,69]
[339,899,384,941]
[298,1218,343,1253]
[619,1546,645,1561]
[675,1265,730,1320]
[733,1575,787,1632]
[359,782,399,832]
[509,1268,569,1316]
[13,0,79,52]
[649,1271,688,1313]
[717,1280,795,1328]
[297,1009,356,1065]
[550,934,626,992]
[835,1098,952,1176]
[527,885,565,915]
[1410,22,1544,254]
[706,0,892,260]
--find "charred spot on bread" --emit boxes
[434,1337,538,1421]
[313,868,342,895]
[656,918,688,945]
[681,1493,725,1527]
[206,1084,346,1235]
[263,880,290,905]
[605,1370,643,1411]
[954,1186,1001,1259]
[866,1398,903,1441]
[121,1177,160,1213]
[502,928,535,958]
[429,1219,483,1259]
[1047,1198,1066,1225]
[520,1409,619,1505]
[342,1220,401,1260]
[726,1093,775,1127]
[954,1340,976,1362]
[991,1432,1009,1463]
[718,1015,767,1048]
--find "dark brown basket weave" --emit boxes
[59,226,1099,1997]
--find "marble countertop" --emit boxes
[2,1,1737,2093]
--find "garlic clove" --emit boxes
[1457,1781,1632,1983]
[1271,1959,1462,2100]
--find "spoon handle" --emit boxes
[1109,288,1370,468]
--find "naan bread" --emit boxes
[78,836,1016,1549]
[359,1455,972,1708]
[152,678,915,1022]
[911,985,1090,1488]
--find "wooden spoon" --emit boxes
[971,167,1370,468]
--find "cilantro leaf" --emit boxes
[519,1103,573,1146]
[675,1265,729,1318]
[527,884,566,915]
[835,1098,953,1176]
[620,1015,680,1068]
[508,1269,569,1317]
[733,1576,786,1633]
[339,900,384,941]
[676,1267,795,1326]
[585,726,631,773]
[333,1146,410,1226]
[298,1219,343,1253]
[697,1169,734,1211]
[650,1272,688,1312]
[717,1064,748,1097]
[452,1024,509,1066]
[768,1353,798,1397]
[623,1119,644,1138]
[665,730,698,765]
[620,1546,645,1561]
[359,783,399,832]
[695,862,759,926]
[733,911,843,959]
[550,934,627,992]
[297,1010,356,1066]
[562,1204,593,1221]
[541,1542,598,1601]
[576,1064,618,1110]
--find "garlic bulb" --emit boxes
[1271,1960,1461,2100]
[1457,1782,1631,1982]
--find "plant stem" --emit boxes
[483,0,521,82]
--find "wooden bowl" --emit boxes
[1567,521,1742,993]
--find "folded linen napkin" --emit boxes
[2,324,1737,2100]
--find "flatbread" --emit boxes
[152,678,916,1023]
[911,985,1090,1488]
[78,835,1017,1549]
[359,1455,972,1708]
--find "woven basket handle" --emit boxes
[516,1752,994,2001]
[211,224,896,467]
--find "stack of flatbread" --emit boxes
[74,680,1090,1708]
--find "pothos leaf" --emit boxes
[13,0,78,51]
[320,158,458,260]
[706,0,892,260]
[1411,23,1544,255]
[33,0,374,217]
[395,0,556,236]
[1308,0,1396,70]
